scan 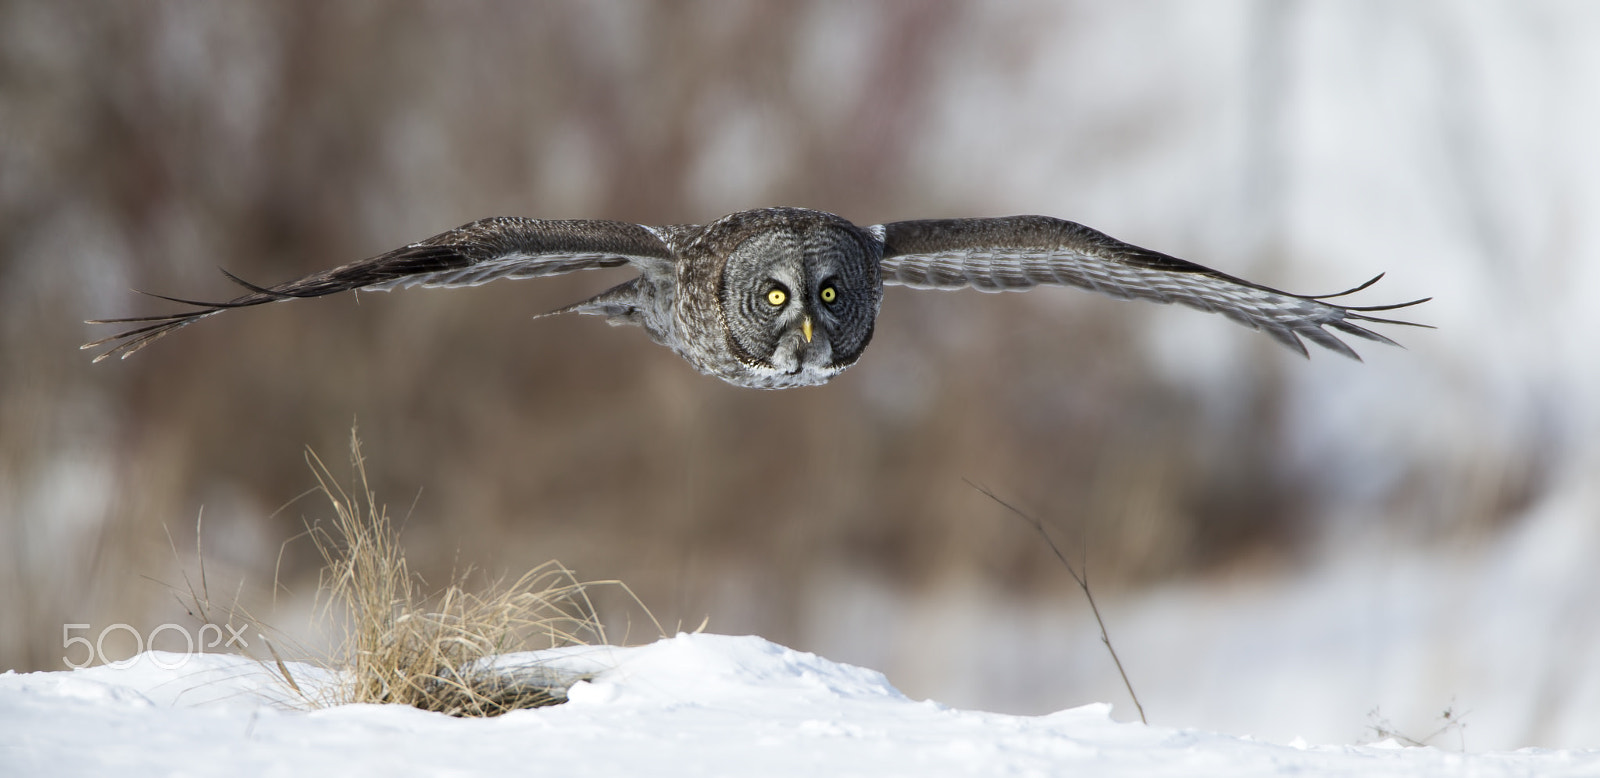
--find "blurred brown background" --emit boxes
[3,0,1594,748]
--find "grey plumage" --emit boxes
[84,207,1429,388]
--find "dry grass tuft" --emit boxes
[294,428,654,716]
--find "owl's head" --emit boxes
[712,209,882,388]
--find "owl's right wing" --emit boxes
[84,217,684,362]
[874,216,1429,359]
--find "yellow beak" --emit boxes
[802,316,813,344]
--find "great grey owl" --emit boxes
[85,207,1428,388]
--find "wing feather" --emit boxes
[83,217,677,362]
[876,216,1429,360]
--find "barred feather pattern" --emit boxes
[82,217,673,362]
[877,217,1429,360]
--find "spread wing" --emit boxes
[83,217,679,362]
[875,216,1430,359]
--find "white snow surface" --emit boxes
[2,633,1593,777]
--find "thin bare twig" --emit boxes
[966,479,1147,725]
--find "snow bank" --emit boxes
[2,633,1592,777]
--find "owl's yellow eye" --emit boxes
[766,288,787,307]
[819,285,837,304]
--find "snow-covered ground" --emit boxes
[2,633,1594,777]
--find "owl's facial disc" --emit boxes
[719,224,881,381]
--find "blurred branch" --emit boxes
[966,479,1147,725]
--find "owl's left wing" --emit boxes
[84,217,681,362]
[874,216,1429,359]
